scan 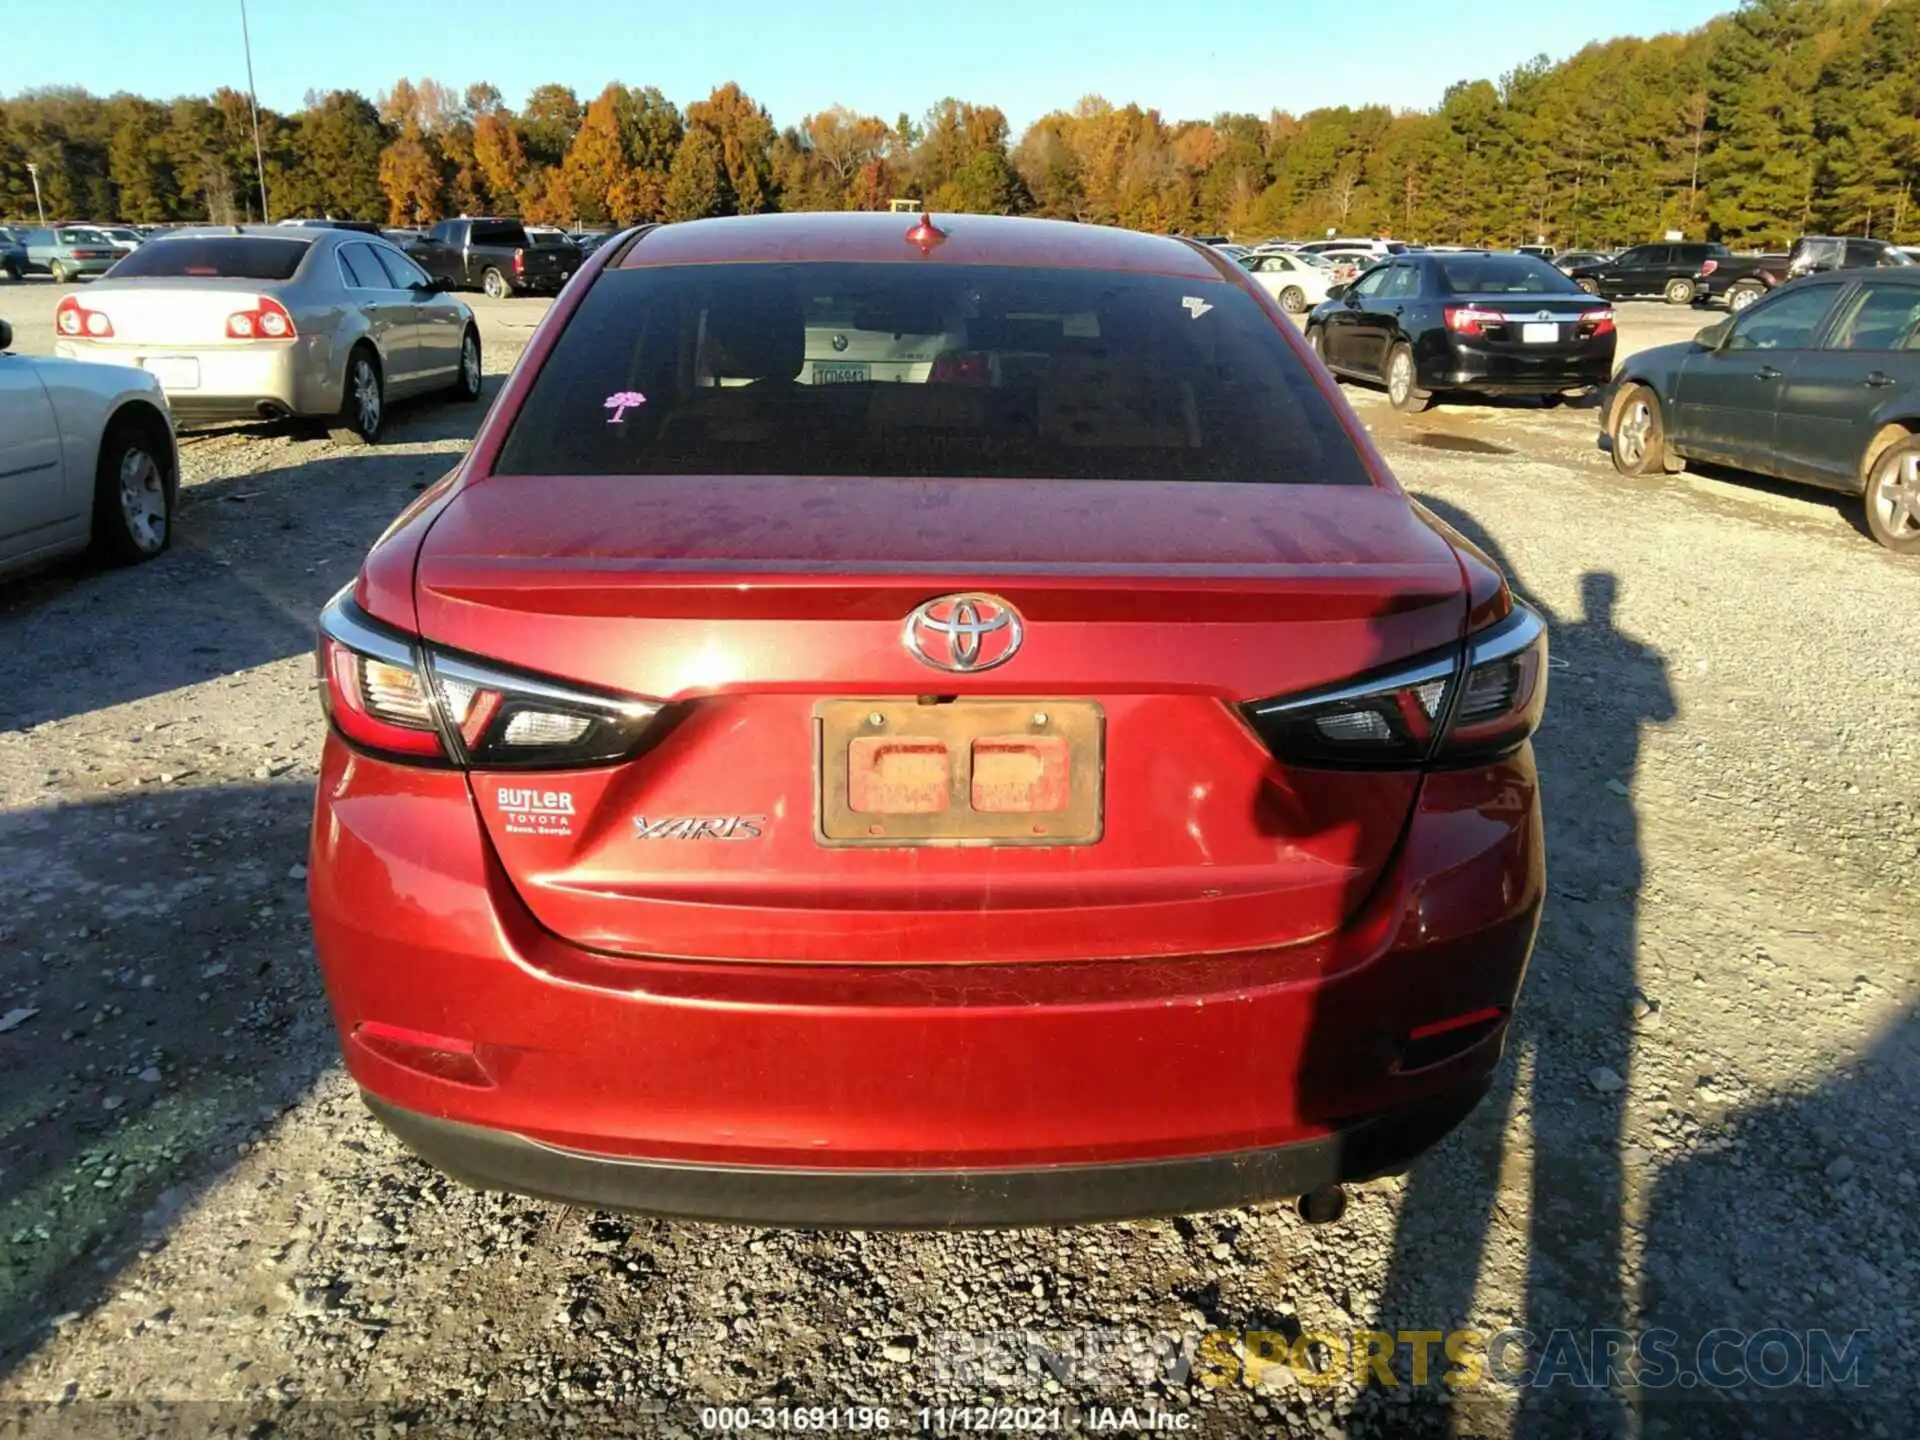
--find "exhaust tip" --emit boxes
[1297,1184,1348,1225]
[255,401,289,420]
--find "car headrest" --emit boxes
[703,290,804,383]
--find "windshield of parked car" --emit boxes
[1436,254,1582,295]
[495,262,1372,485]
[109,236,311,281]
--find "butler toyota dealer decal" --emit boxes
[496,787,576,836]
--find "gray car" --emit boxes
[18,226,122,282]
[51,226,482,442]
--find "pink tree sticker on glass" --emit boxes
[604,391,646,423]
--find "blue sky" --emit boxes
[4,0,1734,129]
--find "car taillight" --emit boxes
[55,296,114,338]
[1444,305,1507,337]
[1698,259,1718,276]
[1580,309,1616,337]
[226,297,296,340]
[1243,605,1547,769]
[316,589,663,769]
[929,352,991,385]
[513,248,525,274]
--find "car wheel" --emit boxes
[328,347,385,446]
[1863,436,1920,554]
[1279,285,1307,314]
[1664,277,1695,305]
[1385,343,1431,413]
[1576,278,1601,295]
[2,260,20,283]
[1727,282,1765,313]
[1537,394,1566,410]
[1306,326,1327,365]
[453,326,483,401]
[1608,382,1667,477]
[482,267,509,299]
[91,417,174,566]
[50,261,71,284]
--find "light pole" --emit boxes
[25,162,47,225]
[239,0,271,222]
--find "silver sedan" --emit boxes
[51,226,481,443]
[0,315,178,581]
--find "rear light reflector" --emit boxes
[351,1023,493,1088]
[1243,604,1547,769]
[1399,1007,1508,1072]
[55,296,113,338]
[316,588,663,769]
[226,297,297,340]
[1444,305,1507,336]
[513,248,525,274]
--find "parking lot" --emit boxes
[1,275,1916,1437]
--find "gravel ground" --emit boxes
[0,281,1915,1440]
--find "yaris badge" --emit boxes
[904,593,1023,673]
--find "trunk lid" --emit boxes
[417,476,1468,964]
[76,280,284,346]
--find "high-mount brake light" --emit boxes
[315,590,663,769]
[1244,605,1547,770]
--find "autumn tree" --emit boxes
[685,83,776,213]
[665,128,726,221]
[379,118,443,225]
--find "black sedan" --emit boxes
[1600,269,1920,552]
[1304,250,1617,413]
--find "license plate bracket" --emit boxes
[816,699,1103,846]
[141,356,200,390]
[811,361,870,385]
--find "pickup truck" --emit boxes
[407,218,574,299]
[1695,235,1914,311]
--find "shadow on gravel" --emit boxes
[0,780,332,1372]
[1636,1005,1915,1438]
[1365,497,1674,1438]
[0,384,491,732]
[1673,459,1871,543]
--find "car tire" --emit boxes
[1862,435,1920,554]
[328,347,385,446]
[90,415,174,566]
[482,267,510,299]
[50,261,71,284]
[453,326,483,401]
[1385,343,1431,413]
[1727,281,1765,313]
[1608,382,1667,477]
[1279,285,1307,314]
[1664,277,1695,305]
[1576,278,1601,295]
[2,260,20,283]
[1306,325,1328,365]
[1537,394,1566,410]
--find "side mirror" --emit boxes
[1693,319,1729,350]
[1326,283,1348,301]
[0,319,12,351]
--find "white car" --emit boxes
[1316,248,1388,283]
[1239,251,1335,312]
[0,315,177,579]
[93,226,144,255]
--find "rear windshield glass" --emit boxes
[1435,255,1581,295]
[110,236,309,281]
[472,222,529,247]
[56,228,106,245]
[493,263,1370,484]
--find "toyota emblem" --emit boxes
[904,593,1023,673]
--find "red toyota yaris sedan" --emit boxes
[308,212,1545,1227]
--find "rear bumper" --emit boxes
[310,739,1543,1222]
[363,1077,1492,1227]
[54,336,341,420]
[1427,345,1614,395]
